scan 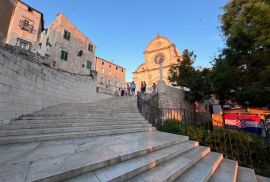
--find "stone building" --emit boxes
[0,0,17,42]
[5,0,44,52]
[95,57,126,88]
[36,14,96,75]
[133,34,182,91]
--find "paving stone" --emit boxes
[0,162,30,182]
[26,147,119,182]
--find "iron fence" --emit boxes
[137,93,270,177]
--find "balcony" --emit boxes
[19,20,34,32]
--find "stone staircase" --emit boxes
[0,97,154,145]
[0,97,261,182]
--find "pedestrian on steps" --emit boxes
[130,81,136,96]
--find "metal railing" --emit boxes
[137,92,270,177]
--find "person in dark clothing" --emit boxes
[120,88,125,96]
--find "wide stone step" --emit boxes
[1,121,149,130]
[175,152,223,182]
[237,166,257,182]
[128,146,211,182]
[25,133,189,182]
[0,124,152,136]
[20,115,144,120]
[0,127,156,145]
[26,112,142,117]
[12,118,147,125]
[210,159,238,182]
[66,141,201,182]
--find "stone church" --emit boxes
[133,34,182,91]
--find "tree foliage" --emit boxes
[169,49,212,102]
[212,0,270,107]
[169,0,270,107]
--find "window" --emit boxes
[86,60,92,70]
[88,44,93,52]
[16,38,31,50]
[102,62,104,65]
[60,50,68,61]
[109,65,111,68]
[63,30,71,41]
[116,67,118,70]
[19,18,34,32]
[122,69,124,72]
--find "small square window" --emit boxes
[88,44,93,52]
[116,67,118,70]
[60,50,68,61]
[109,65,111,68]
[122,69,124,72]
[86,60,92,70]
[102,62,104,65]
[63,30,71,41]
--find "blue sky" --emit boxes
[23,0,227,81]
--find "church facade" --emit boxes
[133,34,182,91]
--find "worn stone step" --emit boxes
[25,133,189,182]
[175,152,223,182]
[256,175,270,182]
[12,118,147,125]
[0,124,152,136]
[210,159,238,182]
[26,112,142,117]
[1,121,150,130]
[237,166,257,182]
[128,146,211,182]
[68,141,201,182]
[20,115,144,120]
[0,127,156,145]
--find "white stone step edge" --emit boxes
[127,146,211,182]
[0,122,151,130]
[62,141,200,182]
[237,166,257,182]
[0,127,156,145]
[175,152,223,182]
[26,136,190,182]
[210,158,238,182]
[0,124,153,137]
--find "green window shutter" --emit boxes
[64,30,71,41]
[60,50,68,61]
[86,60,92,70]
[88,44,93,52]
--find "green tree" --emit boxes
[212,0,270,107]
[169,49,213,102]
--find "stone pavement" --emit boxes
[0,97,262,182]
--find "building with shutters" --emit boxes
[36,13,96,75]
[95,57,126,88]
[4,0,44,52]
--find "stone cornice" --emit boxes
[133,64,177,74]
[144,44,175,54]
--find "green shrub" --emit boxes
[159,120,270,177]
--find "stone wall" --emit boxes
[156,81,211,124]
[157,81,194,111]
[0,45,111,124]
